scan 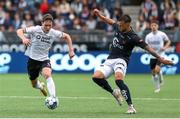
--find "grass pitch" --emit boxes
[0,73,180,118]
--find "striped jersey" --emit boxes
[24,26,63,61]
[145,30,169,58]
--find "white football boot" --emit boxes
[154,88,160,93]
[112,88,123,106]
[126,104,136,114]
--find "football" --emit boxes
[45,97,59,110]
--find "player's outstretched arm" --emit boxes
[93,9,115,25]
[144,45,174,65]
[16,28,30,46]
[62,33,75,59]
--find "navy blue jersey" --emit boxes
[108,23,147,63]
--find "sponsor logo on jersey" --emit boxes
[36,35,52,44]
[112,37,124,49]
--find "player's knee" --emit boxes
[155,66,160,73]
[152,68,160,75]
[92,71,104,79]
[42,71,52,79]
[115,72,123,80]
[42,67,52,79]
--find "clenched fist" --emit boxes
[93,9,101,16]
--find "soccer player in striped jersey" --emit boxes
[145,20,171,93]
[92,9,173,114]
[16,14,75,99]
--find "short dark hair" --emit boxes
[42,14,53,22]
[119,14,131,23]
[151,20,159,25]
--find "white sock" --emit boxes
[46,77,56,97]
[158,70,164,82]
[152,74,160,90]
[35,80,43,90]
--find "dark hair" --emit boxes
[42,14,53,22]
[150,20,159,25]
[119,14,131,23]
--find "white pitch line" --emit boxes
[0,96,180,101]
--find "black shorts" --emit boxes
[150,58,161,70]
[27,58,51,80]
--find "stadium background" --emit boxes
[0,0,179,74]
[0,0,180,118]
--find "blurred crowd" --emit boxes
[0,0,123,32]
[0,0,180,52]
[136,0,180,37]
[0,0,179,33]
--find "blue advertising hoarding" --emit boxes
[0,52,179,74]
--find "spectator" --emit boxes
[136,13,150,37]
[40,0,49,14]
[81,21,88,32]
[80,5,90,21]
[33,9,43,25]
[59,0,71,17]
[160,0,176,11]
[54,14,66,30]
[159,0,177,30]
[21,13,34,28]
[86,14,97,30]
[0,0,125,32]
[140,0,158,22]
[73,16,81,30]
[70,0,83,16]
[111,7,123,21]
[50,0,61,17]
[6,2,16,21]
[163,6,177,30]
[3,12,13,31]
[12,13,22,30]
[18,0,28,12]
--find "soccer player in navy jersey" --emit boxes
[92,9,173,114]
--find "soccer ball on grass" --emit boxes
[45,96,59,110]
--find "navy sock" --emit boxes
[92,77,113,93]
[115,80,132,105]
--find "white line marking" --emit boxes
[0,96,180,101]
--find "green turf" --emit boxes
[0,73,180,118]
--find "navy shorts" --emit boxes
[27,58,51,80]
[150,58,161,70]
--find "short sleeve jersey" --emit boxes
[145,30,169,58]
[108,23,147,63]
[24,26,63,61]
